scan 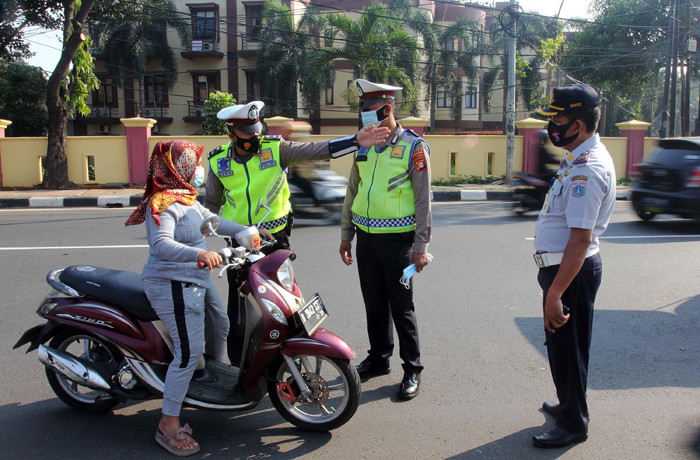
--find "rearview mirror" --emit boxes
[200,215,220,236]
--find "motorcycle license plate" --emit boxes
[296,293,328,336]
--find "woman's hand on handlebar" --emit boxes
[259,229,275,243]
[197,250,222,270]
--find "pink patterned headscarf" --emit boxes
[125,140,204,226]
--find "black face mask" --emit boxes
[546,119,579,148]
[234,134,262,154]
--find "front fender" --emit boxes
[13,321,63,353]
[281,328,356,360]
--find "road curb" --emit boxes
[0,189,631,208]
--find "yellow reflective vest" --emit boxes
[208,137,290,233]
[351,132,424,233]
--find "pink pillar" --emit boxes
[616,120,651,178]
[0,119,11,187]
[515,118,548,174]
[121,117,155,185]
[398,117,428,137]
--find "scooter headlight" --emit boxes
[277,258,295,292]
[260,298,288,325]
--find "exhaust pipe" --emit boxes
[38,345,112,391]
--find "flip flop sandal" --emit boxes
[155,423,200,457]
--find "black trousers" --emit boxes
[356,229,423,373]
[537,253,602,434]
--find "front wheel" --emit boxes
[45,329,121,413]
[268,355,360,432]
[634,207,657,221]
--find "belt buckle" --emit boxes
[533,253,546,268]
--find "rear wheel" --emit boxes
[634,207,657,221]
[45,329,121,413]
[268,355,360,432]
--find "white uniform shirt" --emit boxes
[534,134,616,253]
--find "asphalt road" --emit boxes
[1,202,698,459]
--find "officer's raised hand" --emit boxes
[356,125,390,147]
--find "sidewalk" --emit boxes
[0,185,631,208]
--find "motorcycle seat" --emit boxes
[59,265,158,321]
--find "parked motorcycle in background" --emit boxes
[14,213,361,432]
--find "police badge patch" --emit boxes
[413,149,426,171]
[259,149,277,170]
[391,146,405,159]
[572,180,586,198]
[217,158,233,177]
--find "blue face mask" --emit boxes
[360,104,388,128]
[189,166,205,188]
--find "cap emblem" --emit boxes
[248,105,259,121]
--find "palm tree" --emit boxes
[391,0,480,132]
[90,0,189,117]
[256,1,324,118]
[305,2,419,115]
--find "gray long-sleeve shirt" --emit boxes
[141,201,247,287]
[341,124,432,253]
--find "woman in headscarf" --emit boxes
[126,140,271,456]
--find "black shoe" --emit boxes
[533,426,588,448]
[541,400,563,417]
[355,358,390,379]
[397,372,420,400]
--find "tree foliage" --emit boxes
[202,91,237,135]
[561,0,677,133]
[0,61,48,136]
[0,0,62,61]
[89,0,190,114]
[256,1,324,118]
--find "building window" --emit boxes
[189,4,218,41]
[450,152,458,176]
[437,86,452,108]
[244,70,260,102]
[92,76,118,108]
[325,85,334,105]
[324,28,334,48]
[442,39,455,51]
[144,74,169,107]
[246,4,264,41]
[192,72,219,105]
[465,86,477,109]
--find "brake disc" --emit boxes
[299,372,329,405]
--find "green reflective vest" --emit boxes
[351,132,424,233]
[209,138,290,233]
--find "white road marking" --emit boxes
[524,235,700,240]
[0,245,148,251]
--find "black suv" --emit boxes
[631,138,700,221]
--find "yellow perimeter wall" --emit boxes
[1,134,657,187]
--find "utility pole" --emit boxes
[669,1,679,137]
[660,0,677,139]
[505,0,517,183]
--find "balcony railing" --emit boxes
[187,101,208,118]
[135,104,169,118]
[87,105,118,118]
[187,40,219,52]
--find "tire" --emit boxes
[45,329,121,413]
[634,208,656,221]
[268,355,361,432]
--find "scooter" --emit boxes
[512,172,551,215]
[14,214,361,432]
[287,168,347,222]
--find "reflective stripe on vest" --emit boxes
[209,139,290,233]
[351,134,422,233]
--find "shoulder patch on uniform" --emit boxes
[207,145,223,159]
[572,151,591,165]
[390,145,405,159]
[572,179,586,198]
[412,149,427,171]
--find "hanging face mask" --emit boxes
[189,166,205,188]
[360,104,389,128]
[546,119,579,148]
[235,134,262,154]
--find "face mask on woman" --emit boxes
[189,166,205,188]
